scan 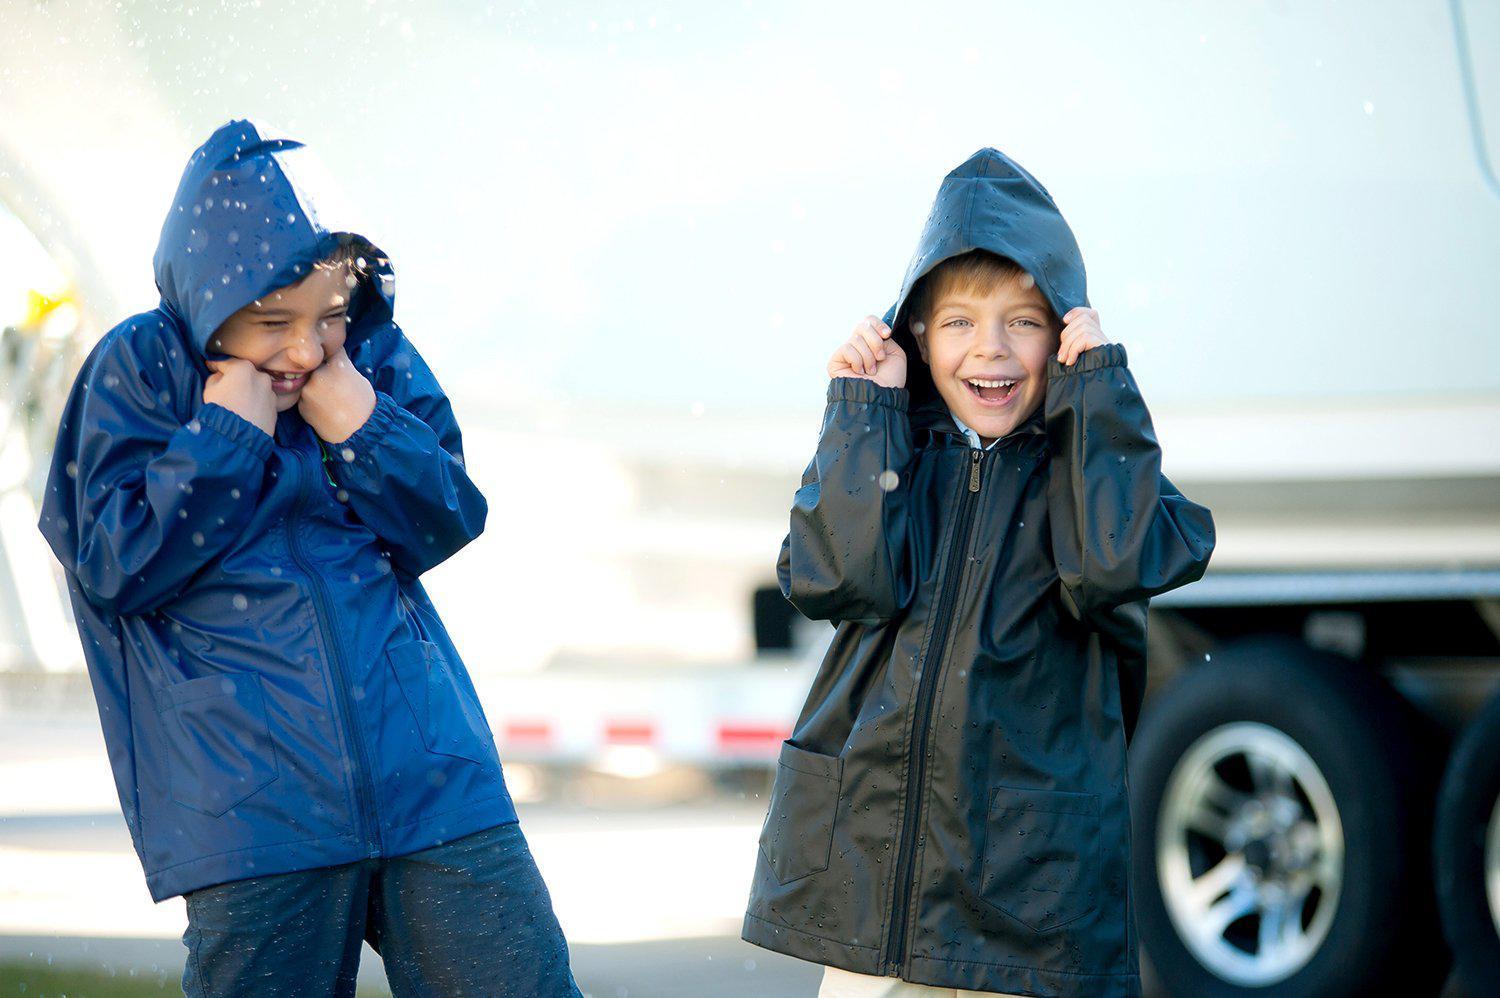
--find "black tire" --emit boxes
[1128,636,1448,997]
[1434,687,1500,993]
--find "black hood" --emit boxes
[883,147,1091,416]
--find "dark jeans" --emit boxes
[179,819,581,997]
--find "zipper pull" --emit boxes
[968,450,982,492]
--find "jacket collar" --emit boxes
[911,396,1046,449]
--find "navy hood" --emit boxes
[152,118,396,360]
[883,147,1091,412]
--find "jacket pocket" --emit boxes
[386,638,490,764]
[758,740,843,885]
[156,672,281,818]
[980,784,1102,932]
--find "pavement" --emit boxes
[0,679,1470,997]
[0,686,822,996]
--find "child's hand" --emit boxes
[203,358,278,437]
[828,315,907,389]
[298,345,376,444]
[1057,307,1110,366]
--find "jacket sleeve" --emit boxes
[38,331,276,617]
[1044,342,1215,627]
[777,376,916,625]
[322,320,488,577]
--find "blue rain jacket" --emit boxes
[36,119,517,902]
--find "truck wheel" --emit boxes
[1434,687,1500,993]
[1128,636,1446,996]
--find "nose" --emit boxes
[973,319,1010,359]
[283,324,325,370]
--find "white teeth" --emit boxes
[967,378,1017,388]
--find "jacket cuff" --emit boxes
[1047,341,1128,378]
[192,402,274,460]
[828,376,910,411]
[326,389,397,456]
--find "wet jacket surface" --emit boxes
[36,119,516,902]
[742,149,1216,996]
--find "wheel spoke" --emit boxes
[1183,794,1233,841]
[1188,852,1247,912]
[1257,896,1299,957]
[1202,882,1259,939]
[1247,751,1292,797]
[1200,767,1252,816]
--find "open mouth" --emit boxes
[265,369,311,394]
[964,377,1022,406]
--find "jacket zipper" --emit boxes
[285,446,383,858]
[883,446,985,974]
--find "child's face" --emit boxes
[913,271,1060,445]
[210,264,353,412]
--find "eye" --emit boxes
[1013,318,1043,329]
[943,317,972,329]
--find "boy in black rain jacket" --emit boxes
[742,148,1216,997]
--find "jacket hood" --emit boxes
[152,118,395,360]
[883,147,1090,416]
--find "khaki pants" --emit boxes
[818,965,1028,997]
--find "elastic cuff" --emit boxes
[827,376,910,411]
[192,402,274,460]
[1047,341,1127,378]
[326,389,396,456]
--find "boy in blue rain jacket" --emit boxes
[743,149,1216,997]
[37,120,581,996]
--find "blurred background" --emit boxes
[1,1,1498,995]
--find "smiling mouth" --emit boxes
[964,377,1021,404]
[264,369,311,391]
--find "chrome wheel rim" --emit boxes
[1157,721,1343,986]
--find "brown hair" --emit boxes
[312,238,374,285]
[893,249,1059,407]
[904,249,1056,335]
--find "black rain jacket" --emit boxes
[742,148,1216,997]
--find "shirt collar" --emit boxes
[949,411,1002,450]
